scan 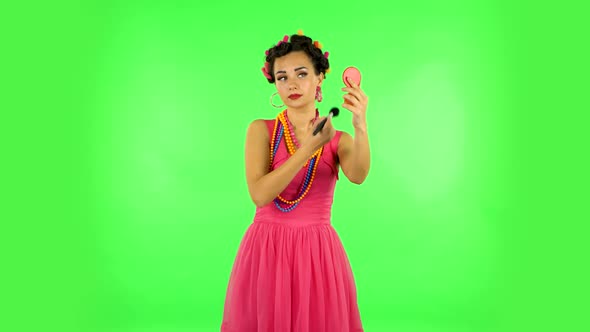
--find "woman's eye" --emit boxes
[298,73,307,78]
[277,76,286,81]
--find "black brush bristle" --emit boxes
[330,107,340,117]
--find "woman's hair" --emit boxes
[263,34,330,84]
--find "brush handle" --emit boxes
[312,113,334,136]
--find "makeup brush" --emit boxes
[313,107,340,136]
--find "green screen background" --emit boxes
[3,1,588,332]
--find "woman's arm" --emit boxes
[338,127,370,184]
[244,118,334,207]
[339,76,371,184]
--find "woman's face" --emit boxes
[273,51,323,109]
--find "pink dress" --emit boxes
[220,119,364,332]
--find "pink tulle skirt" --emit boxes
[221,222,364,332]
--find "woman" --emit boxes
[221,32,370,332]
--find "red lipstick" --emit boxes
[289,94,302,100]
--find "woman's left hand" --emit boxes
[341,77,368,130]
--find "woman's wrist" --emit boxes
[353,126,367,135]
[297,144,315,159]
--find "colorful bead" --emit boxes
[269,109,323,212]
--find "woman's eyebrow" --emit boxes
[275,66,308,75]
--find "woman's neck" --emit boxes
[286,104,318,130]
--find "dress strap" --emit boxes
[264,119,275,139]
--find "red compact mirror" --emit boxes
[342,66,361,87]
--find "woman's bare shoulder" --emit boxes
[246,119,271,141]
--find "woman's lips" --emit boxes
[289,94,302,99]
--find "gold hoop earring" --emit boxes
[270,92,284,108]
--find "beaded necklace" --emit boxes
[269,109,323,212]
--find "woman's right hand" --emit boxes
[302,116,336,155]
